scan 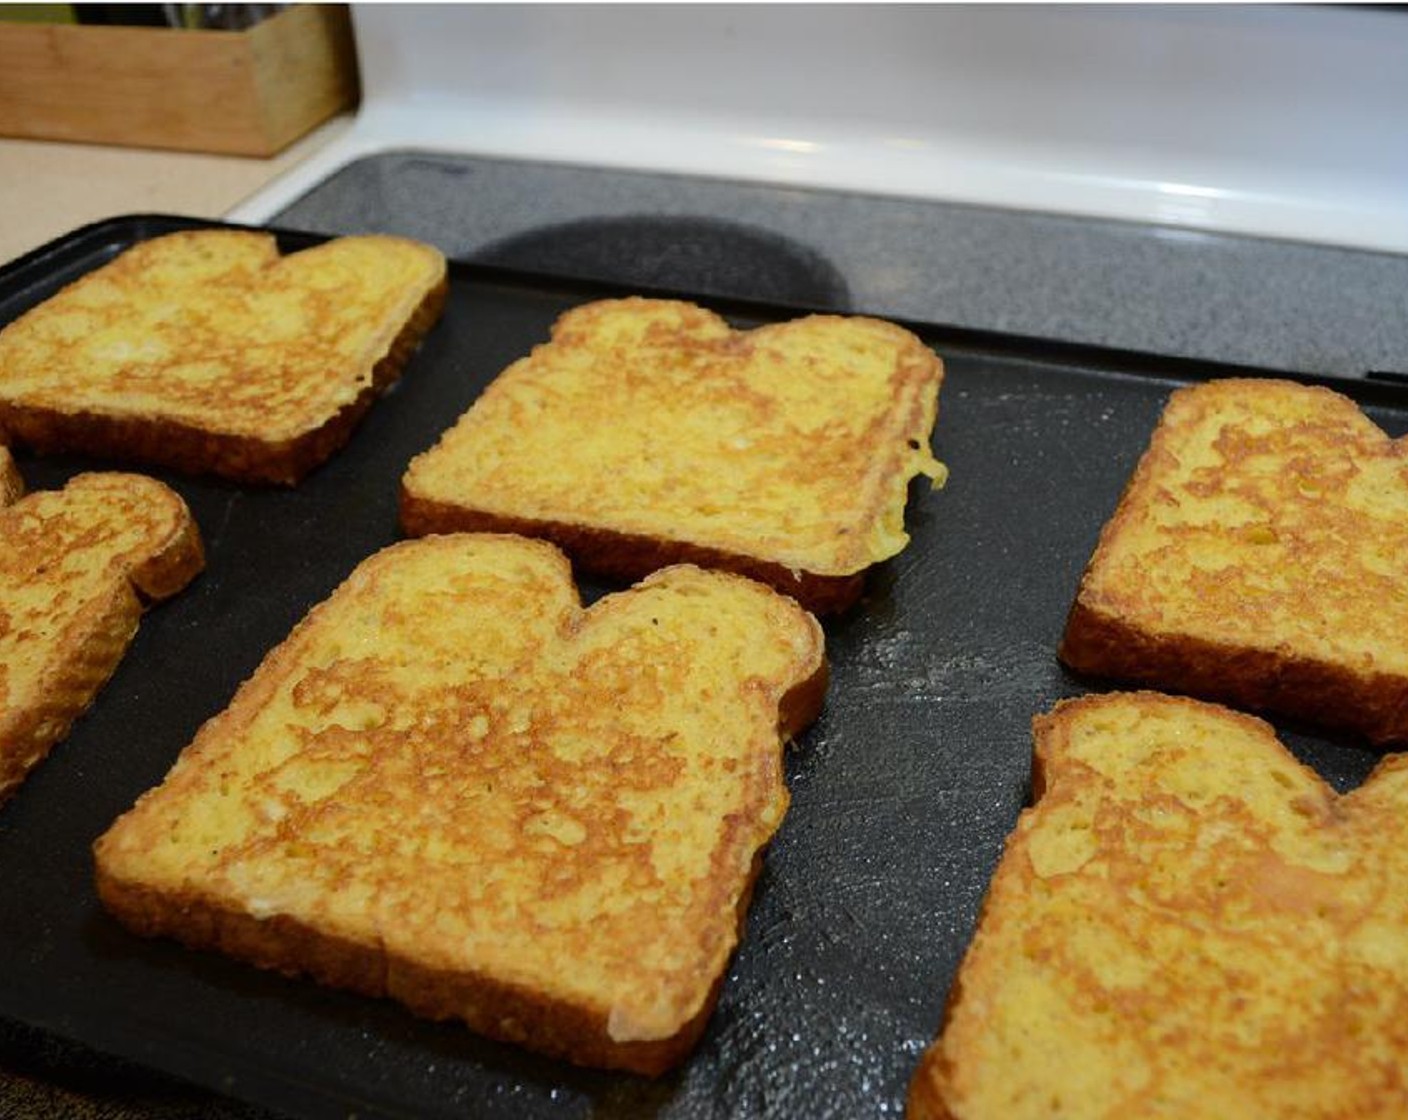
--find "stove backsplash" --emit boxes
[333,4,1408,253]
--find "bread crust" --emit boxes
[1059,377,1408,745]
[0,232,448,485]
[0,473,203,804]
[0,444,21,505]
[94,813,790,1076]
[1061,597,1408,745]
[399,495,866,614]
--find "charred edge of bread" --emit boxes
[0,277,449,486]
[907,1049,961,1120]
[779,652,830,740]
[397,496,867,615]
[94,846,770,1077]
[907,903,984,1120]
[905,778,1022,1120]
[1059,599,1408,747]
[127,495,206,602]
[905,831,1023,1120]
[0,448,21,506]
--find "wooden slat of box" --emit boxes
[0,5,359,156]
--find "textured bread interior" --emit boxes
[400,298,944,606]
[0,472,203,803]
[1061,377,1408,743]
[908,691,1408,1120]
[95,534,826,1074]
[0,230,447,482]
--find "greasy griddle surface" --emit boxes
[0,216,1398,1119]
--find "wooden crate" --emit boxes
[0,5,359,156]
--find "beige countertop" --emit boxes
[0,116,351,265]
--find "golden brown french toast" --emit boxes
[94,534,826,1074]
[399,297,945,613]
[0,229,447,485]
[1,472,202,804]
[909,691,1408,1120]
[1061,378,1408,744]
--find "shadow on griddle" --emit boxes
[477,216,852,312]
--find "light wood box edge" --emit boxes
[0,5,359,157]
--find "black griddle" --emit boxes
[0,215,1403,1120]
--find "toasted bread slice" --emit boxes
[399,297,945,613]
[1060,378,1408,744]
[0,229,447,485]
[0,444,21,506]
[909,691,1408,1120]
[1,472,202,804]
[94,534,826,1074]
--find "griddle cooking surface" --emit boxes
[0,216,1401,1119]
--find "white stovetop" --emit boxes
[232,4,1408,255]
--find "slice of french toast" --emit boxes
[399,297,946,613]
[908,691,1408,1120]
[1060,377,1408,744]
[0,229,448,485]
[94,534,827,1075]
[1,472,203,804]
